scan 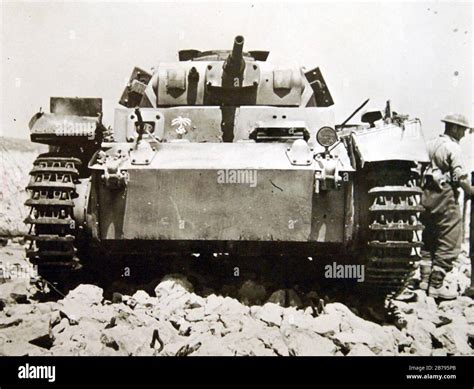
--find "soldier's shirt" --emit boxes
[427,134,468,185]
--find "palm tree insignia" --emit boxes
[171,116,192,135]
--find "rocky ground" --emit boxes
[0,243,473,356]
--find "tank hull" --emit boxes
[86,142,354,249]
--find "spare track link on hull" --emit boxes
[24,153,81,281]
[366,185,424,296]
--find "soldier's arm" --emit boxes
[449,143,473,194]
[458,176,474,196]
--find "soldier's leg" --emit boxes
[429,197,462,299]
[419,211,436,289]
[432,201,462,274]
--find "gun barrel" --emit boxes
[223,35,245,76]
[231,35,244,61]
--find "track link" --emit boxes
[365,185,424,296]
[24,153,81,282]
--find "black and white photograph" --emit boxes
[0,0,472,386]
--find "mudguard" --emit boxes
[29,97,102,145]
[351,119,429,166]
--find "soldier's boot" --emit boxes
[428,266,458,300]
[418,260,431,291]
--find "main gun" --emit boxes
[222,35,246,88]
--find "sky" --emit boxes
[0,0,472,163]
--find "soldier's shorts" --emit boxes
[420,185,462,272]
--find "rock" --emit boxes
[52,320,104,355]
[131,290,153,307]
[0,313,55,353]
[218,296,250,316]
[347,343,375,356]
[0,317,23,329]
[4,304,35,318]
[151,321,183,352]
[63,284,103,306]
[438,297,473,320]
[280,308,341,337]
[154,274,194,299]
[175,319,192,336]
[386,326,412,351]
[192,334,234,356]
[431,349,448,356]
[100,333,119,351]
[281,307,308,327]
[207,320,226,337]
[406,317,436,356]
[224,332,275,356]
[433,315,452,328]
[303,306,314,316]
[463,306,474,324]
[126,297,138,309]
[58,302,86,325]
[311,314,341,336]
[390,300,414,315]
[256,327,289,356]
[286,289,303,308]
[103,327,155,355]
[188,321,212,335]
[51,318,69,339]
[284,328,337,356]
[109,306,157,329]
[186,307,205,322]
[238,280,267,305]
[0,280,33,304]
[433,323,472,355]
[35,302,57,315]
[168,292,206,311]
[218,312,246,335]
[252,303,283,327]
[325,302,395,353]
[267,290,286,306]
[415,296,439,323]
[204,294,225,315]
[332,329,377,353]
[152,291,204,320]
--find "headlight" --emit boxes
[316,126,338,147]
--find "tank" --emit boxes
[25,36,429,296]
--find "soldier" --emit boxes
[419,113,473,299]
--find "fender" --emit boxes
[351,119,429,166]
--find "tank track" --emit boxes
[365,183,424,297]
[24,153,81,283]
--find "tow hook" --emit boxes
[314,154,341,192]
[99,151,129,189]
